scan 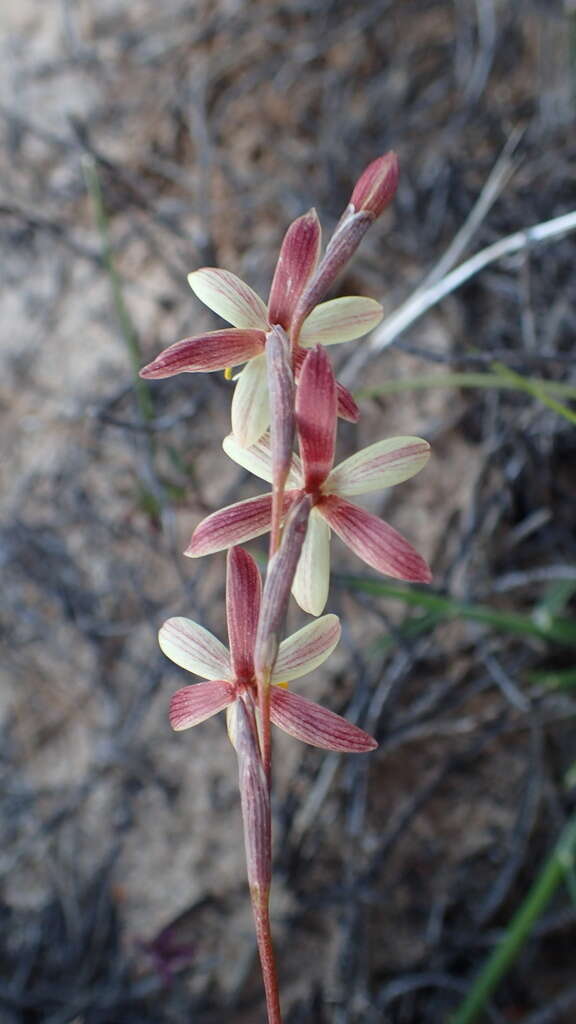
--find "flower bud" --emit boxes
[349,151,399,219]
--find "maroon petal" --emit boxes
[226,548,262,681]
[169,681,235,730]
[267,209,321,330]
[139,329,265,378]
[296,346,337,490]
[320,495,432,582]
[185,491,300,557]
[336,380,360,422]
[270,687,377,752]
[294,348,359,423]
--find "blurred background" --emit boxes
[1,1,576,1021]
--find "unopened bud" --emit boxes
[290,153,399,341]
[349,151,399,219]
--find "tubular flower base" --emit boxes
[162,547,376,754]
[139,209,383,446]
[186,347,431,615]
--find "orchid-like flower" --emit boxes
[139,209,383,447]
[186,347,432,616]
[161,547,376,753]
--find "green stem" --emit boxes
[83,156,154,423]
[356,371,576,401]
[340,577,576,647]
[450,811,576,1024]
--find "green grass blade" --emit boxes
[528,667,576,690]
[449,812,576,1024]
[492,363,576,426]
[339,576,576,647]
[354,366,573,401]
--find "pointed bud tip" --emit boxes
[350,151,399,219]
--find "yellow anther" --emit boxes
[224,366,233,380]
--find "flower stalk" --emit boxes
[235,696,281,1023]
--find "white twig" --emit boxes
[419,126,523,291]
[340,208,576,387]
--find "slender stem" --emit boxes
[450,810,576,1024]
[251,884,283,1024]
[237,696,282,1022]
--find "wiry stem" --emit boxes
[251,884,283,1024]
[236,696,282,1023]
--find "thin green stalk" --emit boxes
[339,577,576,647]
[356,370,576,405]
[83,156,154,423]
[450,811,576,1024]
[492,362,576,426]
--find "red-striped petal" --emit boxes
[336,380,360,422]
[226,548,261,681]
[270,687,377,752]
[294,347,359,423]
[319,495,432,582]
[169,681,235,730]
[185,491,300,557]
[267,209,321,330]
[296,346,337,490]
[139,330,265,378]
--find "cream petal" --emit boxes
[223,432,303,487]
[226,702,239,750]
[159,617,232,680]
[291,508,331,616]
[300,297,384,347]
[188,268,268,329]
[272,614,340,683]
[231,355,271,447]
[325,437,431,496]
